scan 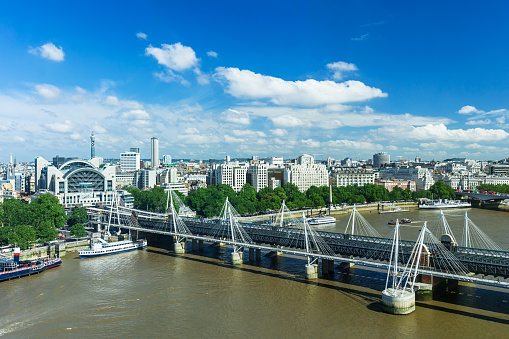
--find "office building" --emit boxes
[151,137,159,168]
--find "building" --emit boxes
[284,155,328,192]
[34,157,116,207]
[247,164,268,192]
[90,132,95,159]
[162,155,172,165]
[52,155,77,168]
[332,168,374,187]
[375,179,416,192]
[210,163,248,192]
[135,169,157,190]
[380,165,434,191]
[161,182,188,196]
[267,157,284,167]
[151,137,159,168]
[120,151,140,172]
[160,167,178,184]
[373,152,390,168]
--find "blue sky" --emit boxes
[1,1,508,162]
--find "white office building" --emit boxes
[151,137,160,168]
[247,164,268,192]
[284,156,329,192]
[332,168,374,187]
[120,151,140,172]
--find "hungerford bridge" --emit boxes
[86,191,509,314]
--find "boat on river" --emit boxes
[78,238,147,258]
[419,199,471,209]
[307,215,337,225]
[388,218,411,226]
[0,248,62,282]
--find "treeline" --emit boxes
[476,184,509,194]
[0,193,68,249]
[128,181,456,218]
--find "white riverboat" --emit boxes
[306,215,337,225]
[78,238,147,258]
[419,199,471,209]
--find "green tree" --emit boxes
[12,224,36,249]
[68,207,87,227]
[429,181,455,199]
[27,193,67,229]
[37,220,59,243]
[70,223,87,238]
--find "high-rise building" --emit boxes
[373,152,390,168]
[284,155,329,192]
[162,155,172,165]
[130,147,140,153]
[247,164,268,192]
[90,132,95,159]
[151,137,159,168]
[120,151,140,172]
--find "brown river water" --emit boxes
[0,208,508,337]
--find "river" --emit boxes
[0,207,508,337]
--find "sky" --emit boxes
[1,1,508,163]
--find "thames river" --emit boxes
[1,208,508,337]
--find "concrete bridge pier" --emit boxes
[232,251,243,265]
[248,248,254,261]
[256,248,261,261]
[55,243,66,258]
[192,239,197,251]
[198,240,204,250]
[418,274,459,300]
[174,241,186,254]
[305,263,318,279]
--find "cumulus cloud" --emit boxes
[269,114,304,127]
[270,128,288,137]
[458,105,481,114]
[232,130,266,138]
[375,124,509,142]
[326,61,358,80]
[184,127,200,134]
[215,67,387,106]
[35,84,61,99]
[44,120,73,133]
[136,32,148,40]
[145,42,199,71]
[207,51,218,58]
[221,108,250,125]
[224,135,245,143]
[465,119,491,125]
[301,139,321,148]
[325,139,382,150]
[105,96,143,109]
[121,109,151,120]
[28,42,65,62]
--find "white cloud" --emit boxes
[465,119,491,125]
[269,114,304,127]
[136,32,148,40]
[232,130,266,138]
[28,42,65,62]
[207,51,218,58]
[458,105,481,114]
[351,33,369,41]
[105,96,143,109]
[70,133,81,140]
[325,139,382,150]
[301,139,321,148]
[224,135,245,143]
[184,127,200,134]
[375,124,509,142]
[193,68,210,85]
[121,109,151,120]
[270,128,288,137]
[326,61,358,81]
[215,67,387,106]
[221,108,250,125]
[145,43,199,71]
[44,120,73,133]
[35,84,61,99]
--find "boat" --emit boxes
[307,214,337,225]
[388,218,411,225]
[78,238,147,258]
[419,199,471,209]
[0,248,62,282]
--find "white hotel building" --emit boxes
[284,155,328,192]
[332,168,375,187]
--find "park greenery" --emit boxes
[0,193,68,249]
[476,184,509,194]
[127,181,457,218]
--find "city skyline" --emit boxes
[1,1,508,162]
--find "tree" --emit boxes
[70,223,87,238]
[12,224,36,250]
[27,193,67,229]
[37,220,59,243]
[68,207,87,227]
[429,181,455,199]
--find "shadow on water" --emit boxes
[145,246,509,324]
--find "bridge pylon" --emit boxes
[166,189,192,254]
[213,197,252,264]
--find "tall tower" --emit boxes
[151,137,159,168]
[90,132,96,159]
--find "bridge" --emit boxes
[456,191,509,202]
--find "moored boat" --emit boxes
[419,199,471,209]
[78,238,147,258]
[0,247,62,282]
[388,218,411,225]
